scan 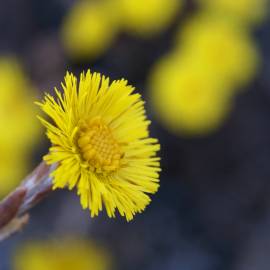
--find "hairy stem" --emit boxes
[0,161,55,241]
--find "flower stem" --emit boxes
[0,161,55,241]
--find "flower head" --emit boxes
[37,70,160,221]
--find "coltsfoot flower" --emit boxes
[37,70,160,221]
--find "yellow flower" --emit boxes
[149,54,232,135]
[14,239,111,270]
[116,0,182,37]
[37,70,160,221]
[0,57,41,148]
[0,150,30,197]
[61,0,118,60]
[0,57,41,197]
[175,14,259,89]
[197,0,268,26]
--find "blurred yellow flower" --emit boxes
[0,57,41,197]
[61,0,118,60]
[0,58,40,147]
[14,239,111,270]
[175,15,260,89]
[197,0,268,26]
[149,55,232,135]
[37,70,160,221]
[116,0,182,37]
[0,150,29,198]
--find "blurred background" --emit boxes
[0,0,270,269]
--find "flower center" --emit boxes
[77,116,122,174]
